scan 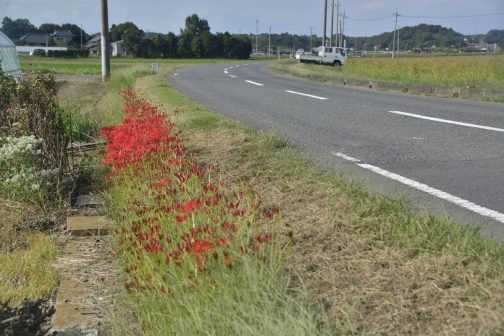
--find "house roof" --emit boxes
[51,30,75,38]
[19,33,49,45]
[84,35,101,48]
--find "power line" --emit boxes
[347,11,504,22]
[346,14,393,22]
[401,12,504,19]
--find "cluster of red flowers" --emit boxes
[101,89,281,293]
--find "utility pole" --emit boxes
[101,0,110,81]
[392,11,398,59]
[330,0,335,46]
[268,26,271,55]
[310,27,313,50]
[397,24,400,55]
[341,11,345,48]
[336,0,340,47]
[322,0,328,47]
[255,19,259,54]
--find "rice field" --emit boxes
[272,54,504,92]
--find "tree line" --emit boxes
[1,14,252,59]
[1,17,90,47]
[111,15,252,59]
[1,15,501,56]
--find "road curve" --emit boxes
[169,61,504,239]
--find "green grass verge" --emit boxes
[20,56,246,75]
[0,233,59,306]
[90,63,331,335]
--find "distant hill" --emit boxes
[484,29,504,45]
[347,24,466,51]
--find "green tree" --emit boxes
[177,36,190,57]
[111,22,140,42]
[182,14,210,37]
[38,23,61,35]
[123,26,144,56]
[220,32,234,58]
[61,24,89,46]
[201,32,220,57]
[1,17,37,39]
[191,36,205,58]
[231,36,252,59]
[165,32,178,58]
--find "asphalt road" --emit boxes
[169,61,504,239]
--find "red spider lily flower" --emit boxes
[192,240,215,255]
[180,198,202,214]
[175,214,188,224]
[233,209,246,217]
[221,222,237,232]
[257,234,271,244]
[218,236,229,247]
[144,241,163,253]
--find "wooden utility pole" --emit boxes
[392,11,398,59]
[336,0,340,47]
[269,26,271,55]
[101,0,111,81]
[310,27,313,50]
[341,11,345,47]
[322,0,328,47]
[330,0,334,46]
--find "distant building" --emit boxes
[50,30,75,45]
[111,40,124,57]
[85,35,101,55]
[19,33,49,46]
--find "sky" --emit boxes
[1,0,503,37]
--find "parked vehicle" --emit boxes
[295,46,347,66]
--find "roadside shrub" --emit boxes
[0,72,68,202]
[1,73,66,170]
[47,49,89,58]
[0,136,60,199]
[33,49,46,57]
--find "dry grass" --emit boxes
[270,55,504,102]
[135,71,504,335]
[183,127,504,336]
[0,199,59,307]
[272,55,504,89]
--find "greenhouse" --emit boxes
[0,30,21,78]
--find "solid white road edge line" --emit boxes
[333,152,504,224]
[389,110,504,133]
[285,90,328,100]
[245,80,264,86]
[333,152,361,163]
